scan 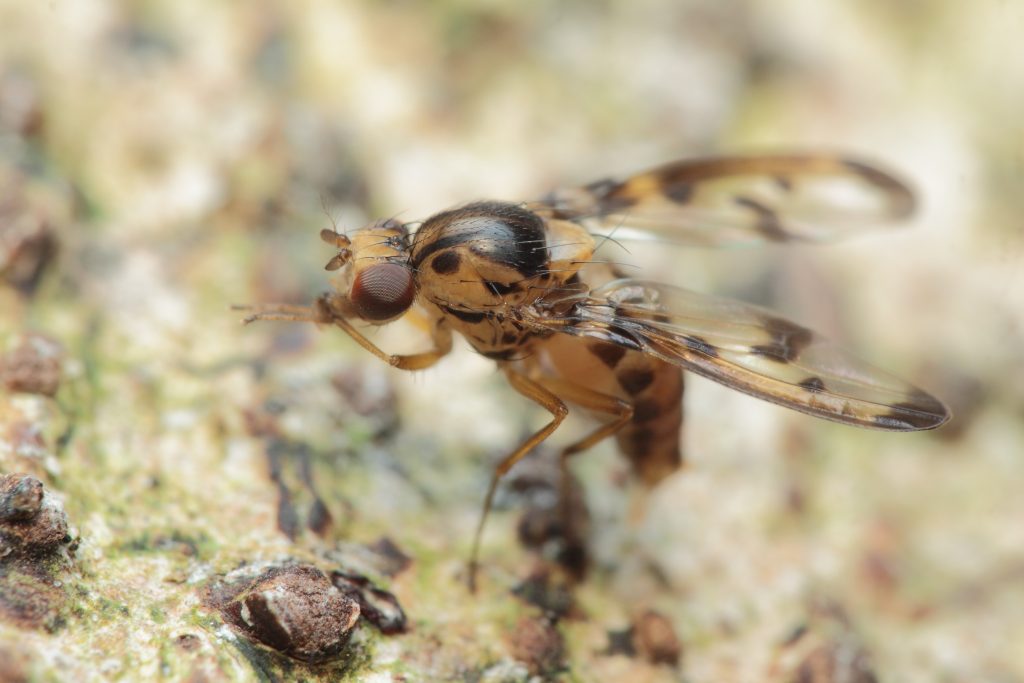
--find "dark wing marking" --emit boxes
[523,279,949,431]
[532,155,915,246]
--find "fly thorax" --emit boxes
[410,201,552,311]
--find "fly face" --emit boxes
[319,218,416,324]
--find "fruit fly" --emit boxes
[238,154,950,590]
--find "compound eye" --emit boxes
[351,263,415,322]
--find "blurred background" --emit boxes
[1,1,1022,681]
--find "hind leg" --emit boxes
[535,377,634,575]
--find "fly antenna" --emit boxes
[319,194,350,249]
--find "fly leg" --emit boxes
[327,314,452,370]
[468,370,568,592]
[535,378,634,576]
[237,297,453,371]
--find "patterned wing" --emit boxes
[523,279,949,431]
[533,155,915,246]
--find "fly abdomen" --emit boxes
[613,354,684,487]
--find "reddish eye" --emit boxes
[351,263,415,322]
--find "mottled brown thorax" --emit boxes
[408,201,589,360]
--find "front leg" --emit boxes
[327,313,452,371]
[238,294,453,371]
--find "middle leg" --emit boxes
[468,374,635,589]
[468,369,569,592]
[535,377,634,575]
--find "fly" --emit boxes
[237,154,951,591]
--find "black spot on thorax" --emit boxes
[439,304,486,324]
[430,250,461,274]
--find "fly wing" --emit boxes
[532,155,915,246]
[524,279,949,431]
